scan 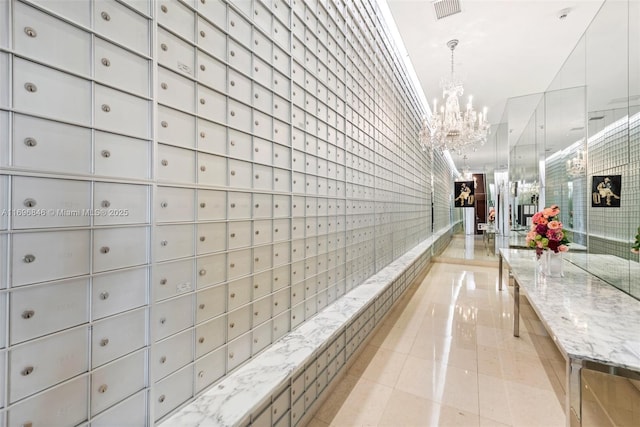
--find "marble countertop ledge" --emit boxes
[500,249,640,373]
[160,235,439,427]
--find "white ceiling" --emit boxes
[385,0,606,175]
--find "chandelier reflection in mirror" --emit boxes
[566,149,586,178]
[423,39,490,156]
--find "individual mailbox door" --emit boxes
[227,332,251,371]
[153,258,194,302]
[253,109,273,141]
[95,84,150,139]
[93,226,148,272]
[273,119,290,146]
[12,176,90,229]
[227,276,251,311]
[273,241,290,267]
[197,50,226,92]
[252,27,272,62]
[227,8,251,47]
[228,99,252,132]
[9,326,89,402]
[196,222,226,255]
[272,44,290,76]
[7,376,88,427]
[197,84,226,124]
[12,114,91,175]
[153,294,194,342]
[196,0,225,29]
[252,55,272,89]
[252,193,272,219]
[12,230,90,286]
[194,347,225,393]
[197,189,226,220]
[156,186,195,223]
[153,366,193,421]
[157,67,195,113]
[195,316,225,358]
[197,152,227,187]
[157,144,195,184]
[197,118,226,155]
[152,329,193,381]
[227,306,251,341]
[10,278,88,345]
[228,191,251,219]
[252,0,271,34]
[253,164,273,191]
[92,267,147,320]
[90,390,147,427]
[253,219,273,245]
[253,244,272,273]
[273,194,290,218]
[272,218,290,243]
[251,319,272,355]
[197,16,226,60]
[228,159,252,189]
[252,269,272,299]
[196,253,226,289]
[227,248,251,280]
[155,224,195,262]
[14,2,91,75]
[13,58,91,126]
[228,220,252,250]
[157,27,195,77]
[95,131,151,180]
[228,69,252,105]
[196,283,224,324]
[95,37,149,97]
[91,350,146,416]
[157,105,196,149]
[94,182,149,226]
[158,0,195,42]
[228,38,251,71]
[252,82,272,114]
[94,0,150,55]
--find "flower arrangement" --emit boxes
[488,208,495,223]
[632,226,640,254]
[525,205,570,258]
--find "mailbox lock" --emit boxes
[23,254,36,263]
[23,137,37,147]
[22,310,35,319]
[24,26,37,37]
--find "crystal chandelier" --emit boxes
[566,149,586,178]
[425,39,490,156]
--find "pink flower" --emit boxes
[558,245,569,252]
[547,220,561,230]
[531,212,543,224]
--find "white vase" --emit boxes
[544,250,564,278]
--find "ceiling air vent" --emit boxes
[433,0,462,20]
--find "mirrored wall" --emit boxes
[508,0,639,299]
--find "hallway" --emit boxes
[304,235,620,427]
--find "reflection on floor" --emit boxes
[306,234,640,426]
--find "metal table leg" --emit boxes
[513,279,520,337]
[498,253,503,290]
[567,358,583,427]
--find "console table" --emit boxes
[498,249,640,426]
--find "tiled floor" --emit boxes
[306,234,638,426]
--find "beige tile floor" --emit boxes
[306,235,639,427]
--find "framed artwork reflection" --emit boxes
[454,180,475,208]
[592,175,621,207]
